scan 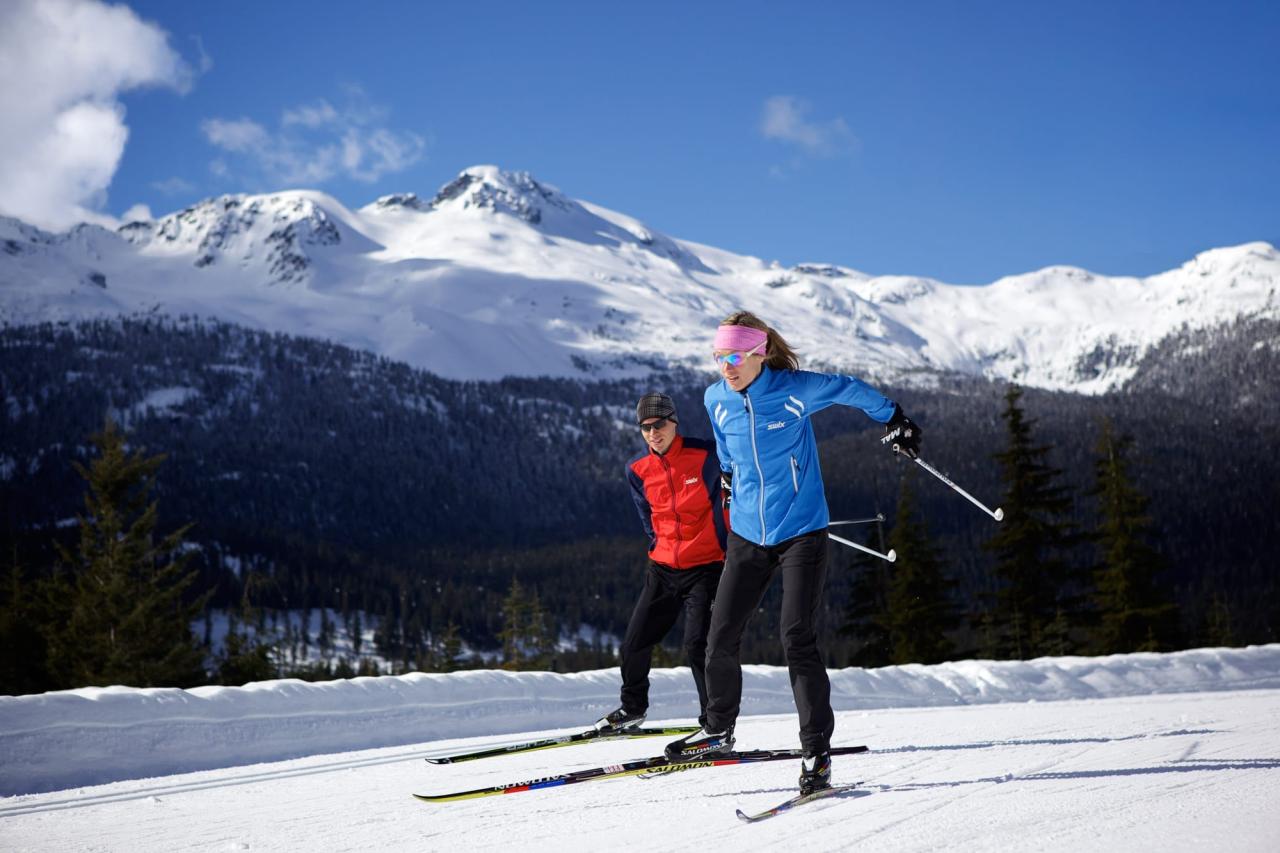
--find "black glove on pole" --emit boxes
[878,405,1004,522]
[882,404,921,459]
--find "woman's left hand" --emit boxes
[882,405,921,458]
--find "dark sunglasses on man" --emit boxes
[639,418,672,433]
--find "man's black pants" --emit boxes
[619,560,722,726]
[704,528,833,755]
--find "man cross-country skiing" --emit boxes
[595,392,727,733]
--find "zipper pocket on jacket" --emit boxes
[790,456,799,493]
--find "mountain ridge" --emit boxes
[1,166,1276,390]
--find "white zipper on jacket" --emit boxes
[790,455,800,493]
[743,391,767,544]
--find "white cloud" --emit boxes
[151,176,196,196]
[121,203,153,222]
[201,117,271,152]
[203,92,425,187]
[349,127,424,181]
[760,95,856,157]
[191,34,214,75]
[282,101,339,128]
[0,0,193,229]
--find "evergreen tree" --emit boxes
[498,577,557,669]
[215,573,276,685]
[983,386,1086,658]
[300,606,312,655]
[317,609,335,657]
[47,419,209,688]
[1089,418,1180,652]
[437,621,464,672]
[349,611,364,657]
[526,589,557,669]
[373,602,403,661]
[838,522,893,668]
[215,622,276,685]
[884,473,957,665]
[498,576,530,669]
[1198,590,1236,648]
[0,557,55,695]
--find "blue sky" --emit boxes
[3,0,1278,282]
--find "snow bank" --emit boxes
[2,645,1278,797]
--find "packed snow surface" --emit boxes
[2,646,1279,851]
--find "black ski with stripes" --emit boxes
[424,725,699,764]
[414,744,868,802]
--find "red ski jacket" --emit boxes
[626,435,727,569]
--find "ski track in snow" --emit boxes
[2,689,1277,852]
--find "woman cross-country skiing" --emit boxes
[595,392,727,733]
[664,311,921,795]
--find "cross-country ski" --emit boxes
[735,783,864,823]
[414,745,869,802]
[423,725,699,764]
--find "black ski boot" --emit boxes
[594,707,646,733]
[798,751,832,795]
[664,725,735,761]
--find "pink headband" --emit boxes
[714,324,768,353]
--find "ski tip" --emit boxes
[994,507,1005,521]
[424,758,452,765]
[413,791,488,803]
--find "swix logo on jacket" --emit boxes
[706,366,897,546]
[627,435,728,569]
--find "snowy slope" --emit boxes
[2,165,1277,390]
[1,648,1278,852]
[2,645,1278,797]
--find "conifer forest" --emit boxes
[2,318,1277,694]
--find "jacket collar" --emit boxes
[650,433,685,459]
[736,364,777,397]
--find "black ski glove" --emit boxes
[720,470,732,509]
[881,404,921,459]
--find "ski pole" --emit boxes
[828,531,896,562]
[912,455,1004,522]
[828,513,885,526]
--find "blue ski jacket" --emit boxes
[705,365,898,546]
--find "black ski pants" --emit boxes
[619,560,722,726]
[704,528,833,755]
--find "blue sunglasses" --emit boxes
[714,342,765,367]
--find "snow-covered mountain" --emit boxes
[3,164,1277,391]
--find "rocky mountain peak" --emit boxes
[370,193,428,212]
[429,166,575,225]
[116,192,377,285]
